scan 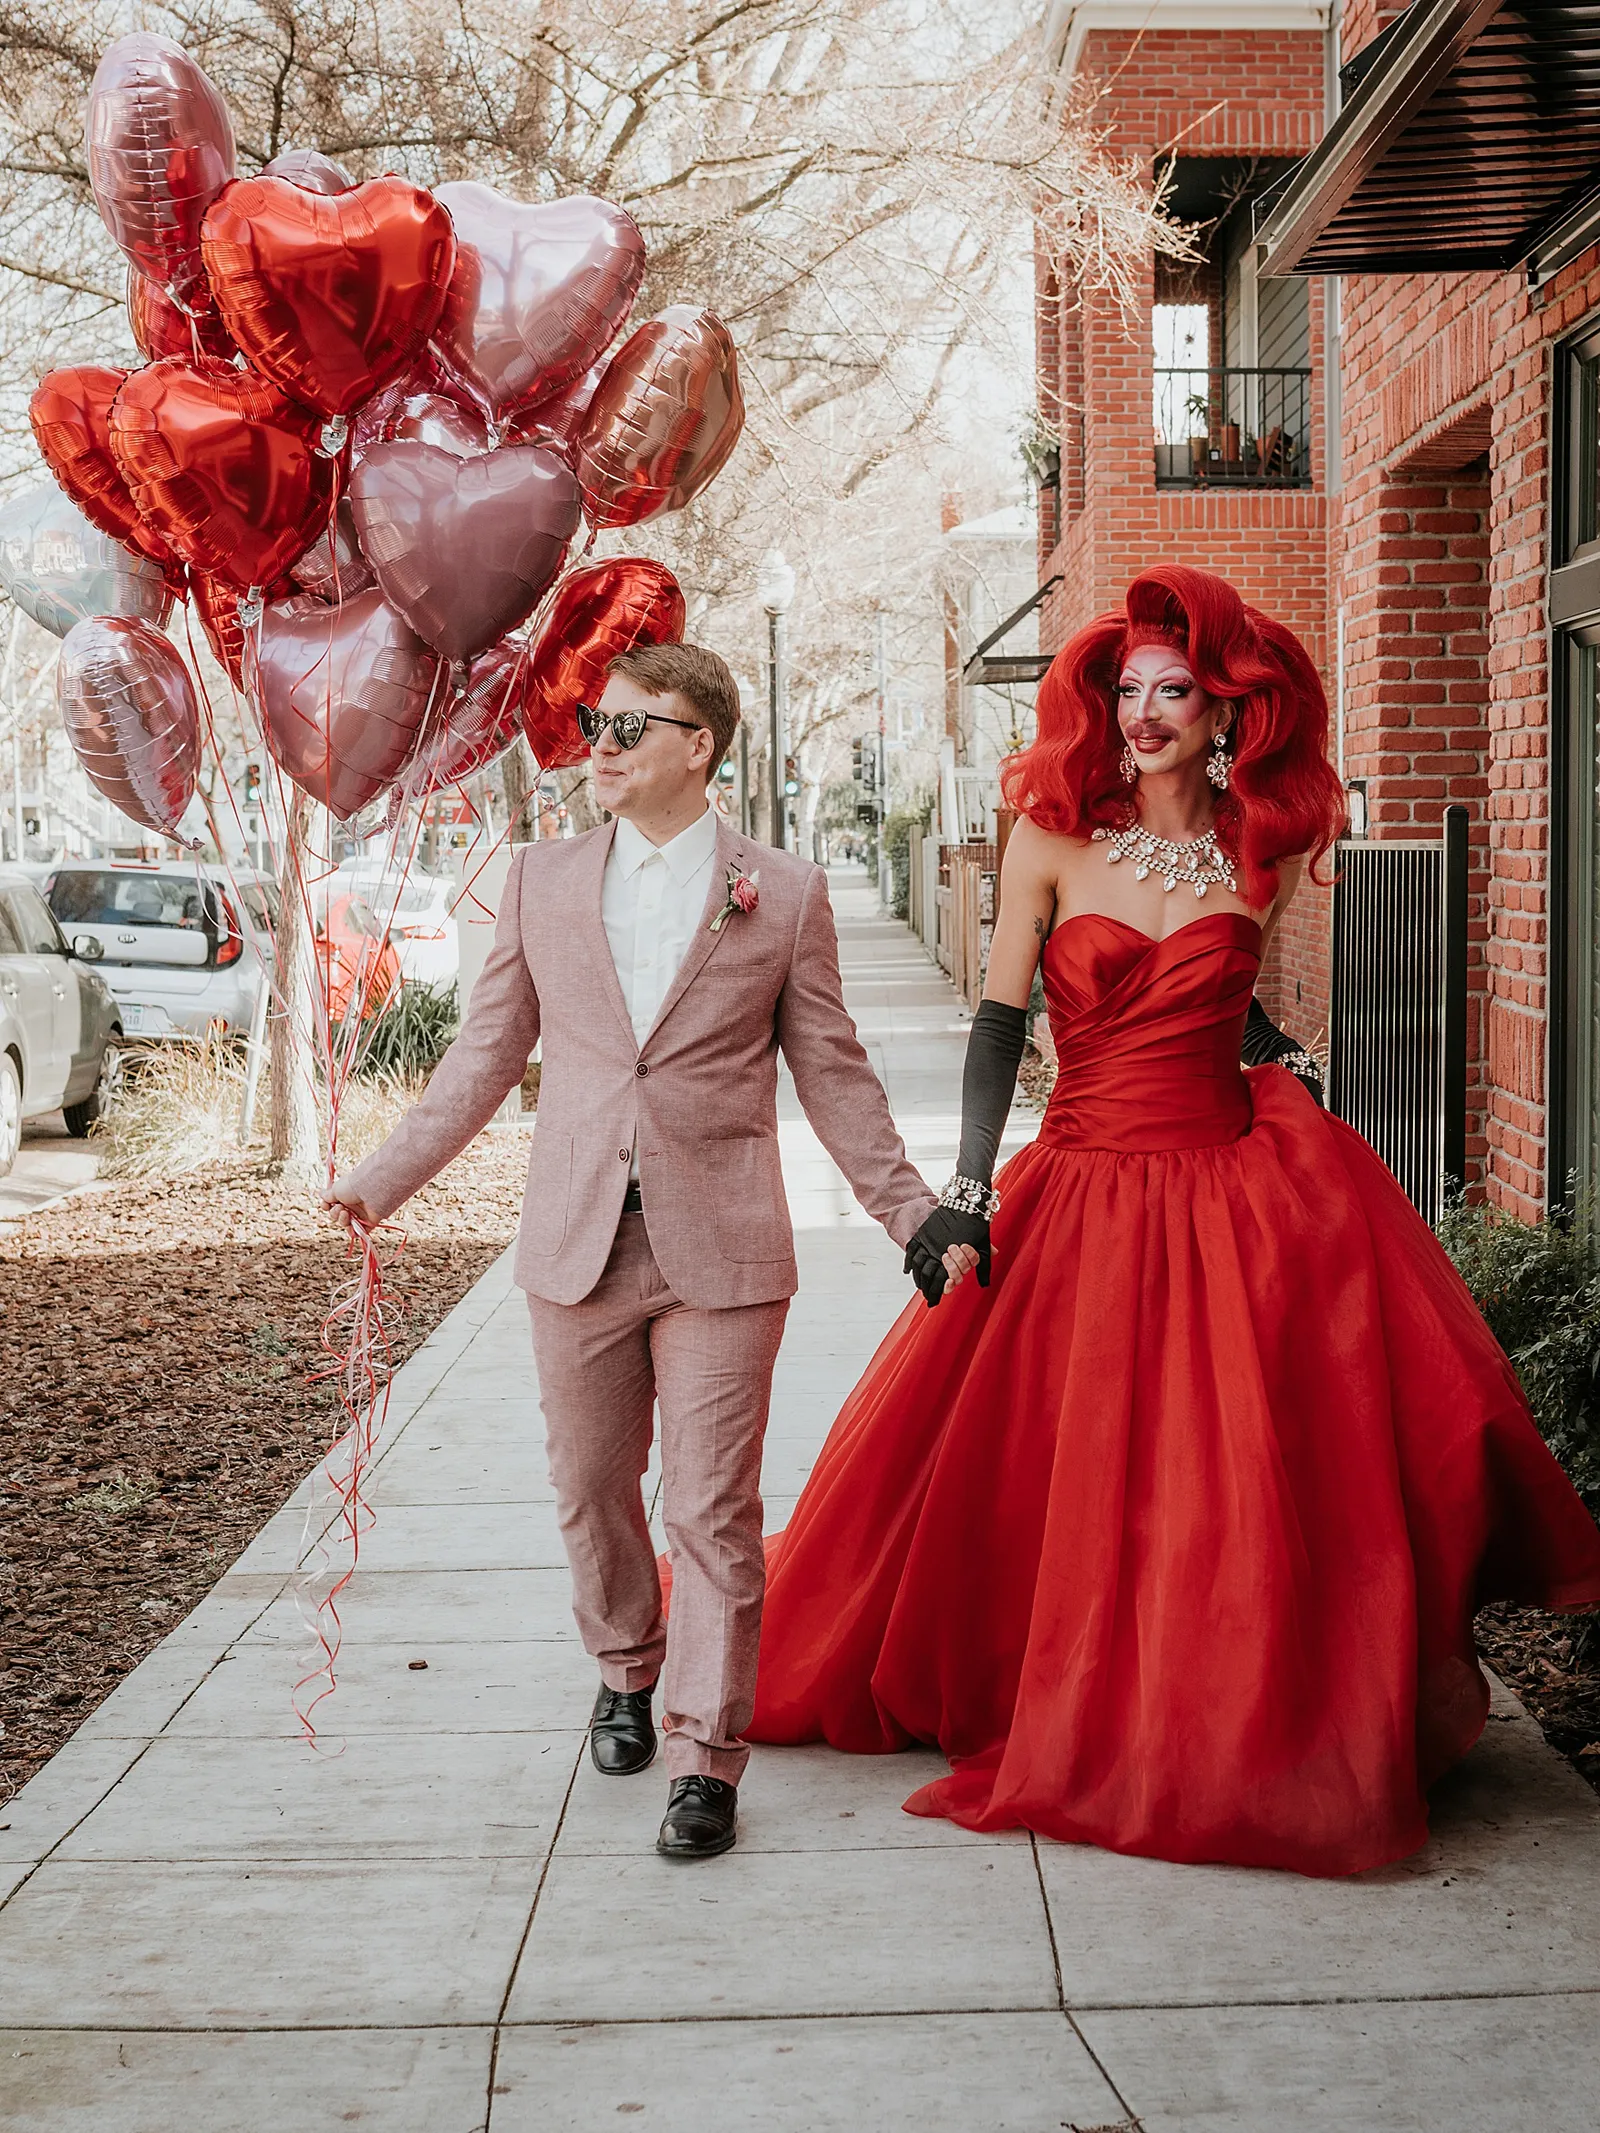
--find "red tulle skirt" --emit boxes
[746,1069,1600,1877]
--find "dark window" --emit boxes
[48,869,216,932]
[4,885,67,955]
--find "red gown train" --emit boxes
[746,912,1600,1876]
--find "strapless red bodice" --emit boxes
[1037,912,1259,1152]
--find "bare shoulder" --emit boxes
[1004,813,1090,899]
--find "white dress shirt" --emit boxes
[601,808,720,1048]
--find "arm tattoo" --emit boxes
[1033,916,1047,941]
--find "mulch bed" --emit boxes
[1,1141,525,1802]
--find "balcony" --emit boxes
[1154,367,1313,489]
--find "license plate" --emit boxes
[120,1004,145,1031]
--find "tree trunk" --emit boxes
[268,793,320,1183]
[500,739,536,842]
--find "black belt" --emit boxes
[622,1179,644,1214]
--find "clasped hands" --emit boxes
[905,1205,991,1307]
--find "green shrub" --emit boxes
[1436,1195,1600,1515]
[357,981,459,1080]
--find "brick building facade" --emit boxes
[1039,0,1600,1218]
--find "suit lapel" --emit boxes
[579,819,638,1049]
[643,817,748,1046]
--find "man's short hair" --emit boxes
[606,641,741,773]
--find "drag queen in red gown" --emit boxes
[747,564,1600,1877]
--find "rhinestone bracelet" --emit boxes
[939,1173,1001,1220]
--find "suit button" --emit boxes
[635,1061,649,1077]
[619,1148,629,1162]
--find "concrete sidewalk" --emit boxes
[2,869,1598,2131]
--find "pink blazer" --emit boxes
[347,818,938,1307]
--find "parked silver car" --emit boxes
[42,861,275,1043]
[0,866,122,1175]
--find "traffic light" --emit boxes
[783,754,800,798]
[851,736,866,783]
[715,758,737,787]
[243,762,262,804]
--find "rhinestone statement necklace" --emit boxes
[1091,816,1237,898]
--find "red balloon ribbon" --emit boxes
[522,557,686,769]
[201,175,457,419]
[109,356,337,593]
[30,366,175,570]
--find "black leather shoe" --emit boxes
[656,1775,738,1859]
[589,1683,656,1775]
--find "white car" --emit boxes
[0,866,122,1173]
[325,866,459,991]
[43,861,276,1042]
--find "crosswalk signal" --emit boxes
[783,754,800,798]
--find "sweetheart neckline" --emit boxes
[1047,910,1264,954]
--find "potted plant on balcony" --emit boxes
[1186,392,1210,478]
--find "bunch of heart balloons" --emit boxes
[11,31,742,837]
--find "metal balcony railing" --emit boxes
[1153,367,1313,488]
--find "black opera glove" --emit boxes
[905,1207,992,1306]
[905,999,1028,1305]
[1241,996,1325,1107]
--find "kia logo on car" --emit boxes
[117,932,137,943]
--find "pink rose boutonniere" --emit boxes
[709,863,760,932]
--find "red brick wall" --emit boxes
[1335,228,1600,1214]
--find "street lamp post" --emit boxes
[758,548,796,850]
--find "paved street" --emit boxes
[0,1116,98,1234]
[2,869,1598,2130]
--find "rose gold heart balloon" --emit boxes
[255,588,441,820]
[514,358,606,460]
[86,34,235,314]
[432,185,644,428]
[352,374,489,461]
[574,307,744,528]
[57,615,201,841]
[404,639,527,799]
[263,148,354,196]
[350,439,581,667]
[290,498,377,603]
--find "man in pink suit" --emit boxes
[327,643,936,1858]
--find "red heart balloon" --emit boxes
[109,357,336,593]
[201,175,457,419]
[522,558,686,769]
[188,568,248,686]
[127,266,237,364]
[255,588,441,820]
[30,366,175,569]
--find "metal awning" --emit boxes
[1255,0,1600,277]
[962,575,1061,688]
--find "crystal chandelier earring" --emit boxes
[1206,730,1231,791]
[1120,743,1139,785]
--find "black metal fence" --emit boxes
[1153,367,1313,488]
[1329,809,1469,1222]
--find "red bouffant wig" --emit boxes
[1000,565,1347,909]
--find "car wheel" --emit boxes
[0,1052,20,1178]
[63,1040,120,1140]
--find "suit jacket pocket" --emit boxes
[711,1136,792,1261]
[521,1130,572,1256]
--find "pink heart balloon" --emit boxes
[432,184,645,427]
[255,588,441,820]
[86,34,235,313]
[263,148,355,196]
[290,497,377,602]
[57,615,201,842]
[352,373,489,461]
[391,640,527,826]
[350,439,581,668]
[513,358,606,460]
